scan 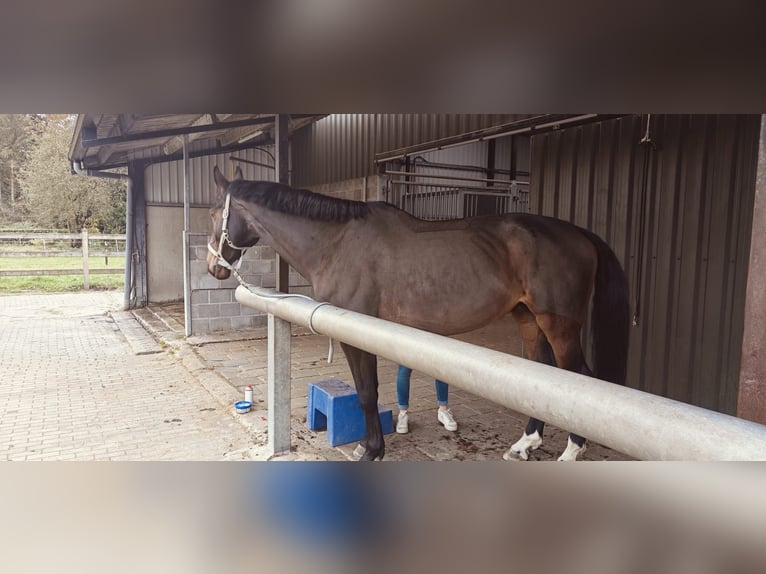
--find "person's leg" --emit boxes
[435,379,448,407]
[396,365,411,434]
[396,365,412,411]
[435,380,457,431]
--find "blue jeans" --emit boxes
[396,365,448,410]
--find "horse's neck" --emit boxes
[251,208,341,280]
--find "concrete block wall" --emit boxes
[188,233,313,335]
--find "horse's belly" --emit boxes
[382,289,512,336]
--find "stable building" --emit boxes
[68,113,766,424]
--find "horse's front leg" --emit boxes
[340,343,385,461]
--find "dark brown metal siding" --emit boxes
[531,115,760,414]
[291,114,526,186]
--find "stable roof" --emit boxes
[69,113,326,171]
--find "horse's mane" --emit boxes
[228,180,370,222]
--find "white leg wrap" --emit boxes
[503,431,542,461]
[557,436,587,461]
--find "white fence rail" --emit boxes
[0,232,124,241]
[0,230,125,289]
[235,285,766,461]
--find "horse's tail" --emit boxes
[582,230,630,386]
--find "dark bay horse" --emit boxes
[207,166,630,461]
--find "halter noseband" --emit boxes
[208,193,249,271]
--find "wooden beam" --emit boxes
[117,114,138,136]
[219,126,267,147]
[162,114,216,155]
[128,160,148,308]
[81,116,282,147]
[738,115,766,424]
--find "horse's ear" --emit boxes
[213,166,229,198]
[234,166,244,180]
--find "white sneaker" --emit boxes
[396,411,409,434]
[437,408,458,431]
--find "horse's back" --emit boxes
[329,206,600,330]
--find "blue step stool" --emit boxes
[307,379,394,446]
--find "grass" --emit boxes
[0,256,125,294]
[0,255,125,271]
[0,275,124,293]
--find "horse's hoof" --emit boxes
[557,438,587,461]
[503,448,528,461]
[506,431,541,462]
[352,443,365,460]
[359,447,385,461]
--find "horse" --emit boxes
[207,166,630,461]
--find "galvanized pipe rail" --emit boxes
[384,169,522,187]
[236,285,766,461]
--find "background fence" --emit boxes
[0,230,125,289]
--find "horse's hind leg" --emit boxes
[340,343,385,461]
[536,313,593,461]
[504,305,557,461]
[505,417,545,461]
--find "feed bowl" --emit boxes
[234,401,252,414]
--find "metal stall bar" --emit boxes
[182,135,193,336]
[269,114,292,456]
[235,285,766,461]
[385,170,516,187]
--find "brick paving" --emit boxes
[182,309,630,462]
[0,292,258,461]
[0,291,629,462]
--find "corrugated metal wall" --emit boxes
[530,114,760,414]
[291,114,527,187]
[144,146,275,206]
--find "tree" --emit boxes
[0,114,40,223]
[19,115,126,233]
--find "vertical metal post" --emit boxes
[123,176,134,310]
[268,312,292,455]
[81,228,89,290]
[487,139,496,187]
[182,134,192,336]
[738,115,766,424]
[275,114,290,292]
[269,114,292,456]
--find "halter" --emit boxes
[207,193,250,271]
[206,191,336,364]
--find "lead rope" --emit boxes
[209,193,335,363]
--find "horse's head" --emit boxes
[207,165,260,280]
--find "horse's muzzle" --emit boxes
[206,249,232,280]
[211,265,231,280]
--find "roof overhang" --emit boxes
[374,114,628,163]
[69,113,327,171]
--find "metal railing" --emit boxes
[383,170,530,220]
[235,285,766,461]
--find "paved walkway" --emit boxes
[136,303,630,462]
[0,292,257,460]
[0,291,629,461]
